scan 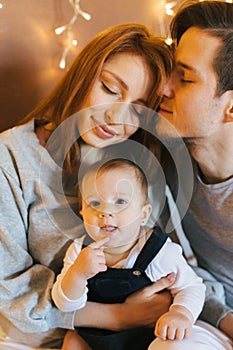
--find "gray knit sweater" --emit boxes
[0,120,164,348]
[0,120,83,348]
[1,120,230,347]
[162,146,233,327]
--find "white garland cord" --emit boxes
[55,0,91,69]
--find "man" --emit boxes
[155,0,233,347]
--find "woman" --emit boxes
[0,23,173,349]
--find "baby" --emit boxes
[52,158,205,350]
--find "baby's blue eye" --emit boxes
[116,198,127,205]
[89,200,100,207]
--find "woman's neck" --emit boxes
[35,125,52,147]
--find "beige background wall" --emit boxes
[0,0,172,132]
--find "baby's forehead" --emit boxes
[81,167,139,193]
[83,166,136,181]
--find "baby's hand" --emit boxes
[73,237,109,280]
[155,305,193,340]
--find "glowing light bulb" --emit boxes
[165,8,174,15]
[55,25,67,35]
[72,39,78,46]
[165,1,176,15]
[165,37,173,45]
[80,10,91,21]
[59,59,65,69]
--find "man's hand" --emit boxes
[75,273,175,331]
[219,312,233,340]
[117,273,175,330]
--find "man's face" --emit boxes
[157,27,229,144]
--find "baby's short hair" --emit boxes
[78,158,149,213]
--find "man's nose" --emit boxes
[162,76,174,99]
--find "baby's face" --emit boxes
[80,167,151,252]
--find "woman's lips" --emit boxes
[92,116,118,139]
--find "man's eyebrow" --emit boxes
[176,61,197,73]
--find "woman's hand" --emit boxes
[74,273,175,331]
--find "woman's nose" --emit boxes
[104,102,130,124]
[104,110,113,124]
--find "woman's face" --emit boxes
[77,52,154,147]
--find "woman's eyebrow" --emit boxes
[102,69,128,90]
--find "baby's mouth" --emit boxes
[101,225,117,233]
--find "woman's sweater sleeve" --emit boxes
[0,155,74,333]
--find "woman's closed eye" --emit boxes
[102,81,119,96]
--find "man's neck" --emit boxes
[188,141,233,184]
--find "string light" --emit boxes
[165,37,173,45]
[158,0,177,45]
[159,0,233,46]
[55,0,91,69]
[165,1,176,15]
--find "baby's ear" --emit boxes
[141,203,152,226]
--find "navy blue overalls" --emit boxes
[78,227,168,350]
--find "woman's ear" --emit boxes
[141,203,152,226]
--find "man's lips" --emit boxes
[158,104,172,114]
[158,104,173,114]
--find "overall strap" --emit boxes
[133,226,168,271]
